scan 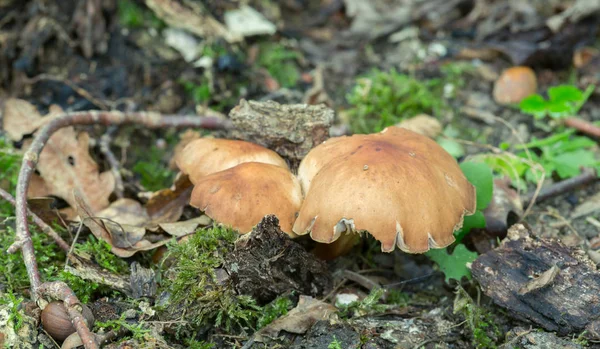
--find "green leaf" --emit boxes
[426,245,478,282]
[454,211,486,245]
[548,85,583,103]
[519,94,547,118]
[552,149,597,179]
[437,138,465,158]
[460,162,493,210]
[546,100,573,118]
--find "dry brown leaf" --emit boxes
[254,296,337,342]
[96,198,149,227]
[75,192,170,258]
[1,98,54,141]
[395,114,442,138]
[145,173,193,224]
[37,125,115,214]
[158,215,211,237]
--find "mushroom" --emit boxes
[493,66,537,105]
[190,162,303,236]
[176,138,288,183]
[293,126,476,257]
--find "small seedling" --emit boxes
[328,336,343,349]
[454,287,502,348]
[337,288,386,318]
[519,85,594,120]
[425,162,493,282]
[481,129,599,189]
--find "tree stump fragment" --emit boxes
[225,215,333,305]
[472,224,600,338]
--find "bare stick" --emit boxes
[565,118,600,138]
[12,111,232,349]
[0,187,70,253]
[523,168,598,206]
[99,126,124,198]
[38,281,98,349]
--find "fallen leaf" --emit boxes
[1,98,55,141]
[96,198,149,227]
[74,192,170,258]
[254,296,337,342]
[483,178,523,235]
[158,215,211,237]
[145,173,193,224]
[518,265,561,295]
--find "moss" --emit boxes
[454,287,502,349]
[256,295,294,329]
[75,235,130,274]
[117,0,164,29]
[159,226,261,335]
[0,137,20,217]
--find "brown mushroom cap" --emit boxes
[190,162,303,236]
[293,127,476,253]
[493,66,537,105]
[176,138,288,183]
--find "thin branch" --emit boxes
[565,118,600,138]
[12,110,232,349]
[0,187,70,252]
[523,168,598,206]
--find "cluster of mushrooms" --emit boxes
[176,126,476,259]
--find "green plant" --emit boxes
[185,340,216,349]
[454,287,501,348]
[160,226,261,333]
[337,288,386,318]
[182,80,212,104]
[425,162,493,282]
[256,296,293,329]
[345,69,448,134]
[95,313,151,341]
[481,129,599,189]
[257,43,300,88]
[75,235,129,274]
[328,336,343,349]
[520,85,594,119]
[117,0,164,29]
[0,291,24,330]
[0,137,20,217]
[132,146,175,191]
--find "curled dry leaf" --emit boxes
[145,173,194,224]
[254,296,337,342]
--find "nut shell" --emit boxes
[41,301,94,342]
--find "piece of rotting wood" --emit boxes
[472,224,600,338]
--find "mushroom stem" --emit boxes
[313,233,360,260]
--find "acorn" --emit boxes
[41,301,95,342]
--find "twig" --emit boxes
[12,110,232,349]
[0,187,70,253]
[38,281,99,349]
[343,270,381,291]
[99,126,124,198]
[522,168,598,206]
[565,118,600,138]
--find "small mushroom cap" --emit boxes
[190,162,303,236]
[493,66,537,105]
[293,127,476,253]
[176,138,288,183]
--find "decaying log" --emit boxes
[225,215,333,304]
[228,99,334,168]
[472,224,600,338]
